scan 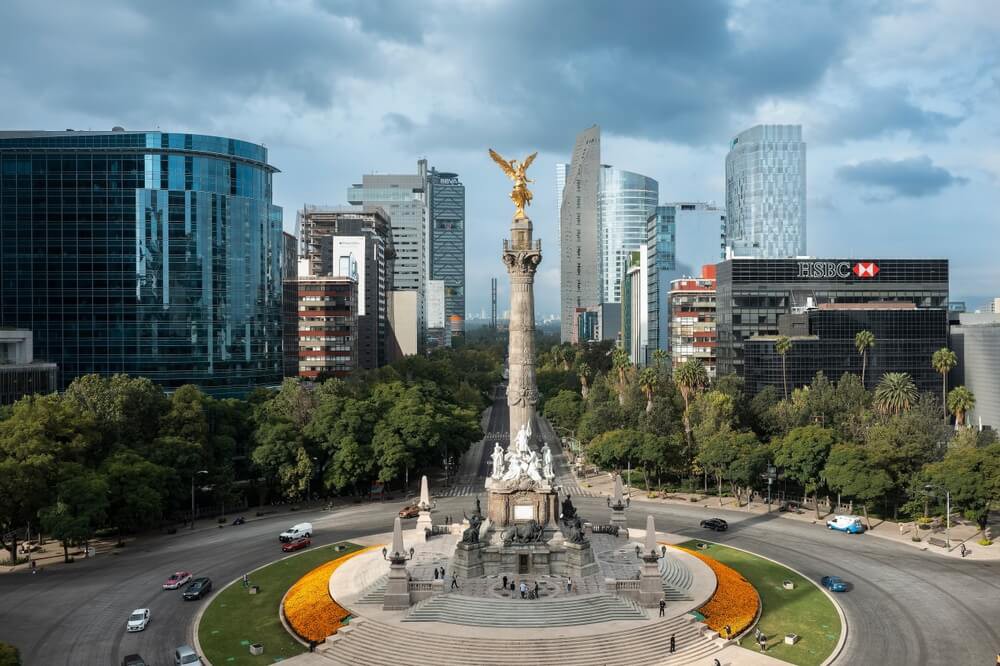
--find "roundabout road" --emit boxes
[0,494,997,665]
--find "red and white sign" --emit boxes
[853,262,879,278]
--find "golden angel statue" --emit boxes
[489,148,538,220]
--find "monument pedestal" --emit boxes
[610,507,628,533]
[563,540,600,579]
[383,562,411,610]
[415,510,433,539]
[451,542,485,580]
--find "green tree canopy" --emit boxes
[774,424,837,518]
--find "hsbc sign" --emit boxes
[796,261,880,279]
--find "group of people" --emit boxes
[431,566,459,589]
[500,575,542,599]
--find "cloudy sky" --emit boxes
[1,0,997,316]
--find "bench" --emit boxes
[927,536,949,548]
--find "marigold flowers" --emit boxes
[283,546,379,643]
[682,547,760,637]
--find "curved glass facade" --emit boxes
[0,130,284,396]
[599,166,658,304]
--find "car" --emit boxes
[231,516,245,526]
[398,504,421,519]
[174,644,203,665]
[126,608,150,632]
[821,575,848,592]
[183,577,212,600]
[282,536,312,552]
[826,515,865,534]
[279,522,312,542]
[121,655,147,666]
[163,571,193,590]
[700,518,729,532]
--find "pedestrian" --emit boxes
[434,568,439,580]
[519,581,527,599]
[534,581,539,598]
[760,635,767,652]
[669,634,675,653]
[566,578,572,593]
[502,574,508,589]
[724,624,731,640]
[510,581,516,593]
[242,573,249,588]
[451,574,459,590]
[440,566,445,579]
[658,599,665,617]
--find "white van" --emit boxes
[279,522,313,542]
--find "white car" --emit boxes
[279,522,313,543]
[826,515,865,534]
[126,608,150,632]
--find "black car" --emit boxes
[122,655,146,666]
[700,518,729,531]
[183,577,212,600]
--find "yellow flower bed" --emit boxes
[283,545,380,643]
[680,547,760,636]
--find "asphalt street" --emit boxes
[1,391,997,665]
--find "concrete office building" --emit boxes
[559,126,601,342]
[296,276,358,379]
[0,330,58,404]
[425,278,450,349]
[621,249,648,366]
[716,258,949,379]
[282,232,299,378]
[669,266,717,378]
[0,130,284,396]
[950,313,1000,429]
[296,205,394,369]
[725,125,806,258]
[427,167,465,336]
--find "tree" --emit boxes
[39,466,109,562]
[873,372,918,416]
[577,362,593,399]
[931,348,957,421]
[652,349,669,369]
[946,386,975,428]
[774,425,837,519]
[611,345,632,406]
[775,336,792,400]
[0,642,20,666]
[103,451,169,542]
[560,345,575,371]
[586,429,647,475]
[543,390,583,434]
[823,443,892,528]
[924,442,1000,531]
[854,330,875,388]
[638,367,659,413]
[673,359,708,470]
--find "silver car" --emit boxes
[174,645,203,666]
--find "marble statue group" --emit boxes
[490,423,555,483]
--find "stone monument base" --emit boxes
[639,557,662,608]
[415,510,433,541]
[481,542,564,577]
[610,508,628,533]
[563,540,600,579]
[451,542,485,580]
[383,563,411,610]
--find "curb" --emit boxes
[687,539,849,666]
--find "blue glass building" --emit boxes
[646,205,677,358]
[0,129,284,396]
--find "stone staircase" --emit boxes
[355,575,388,604]
[402,592,646,627]
[660,553,694,601]
[320,614,724,666]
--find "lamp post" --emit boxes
[923,483,951,549]
[190,470,208,529]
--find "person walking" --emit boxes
[242,573,249,588]
[566,578,572,593]
[658,599,665,617]
[30,560,36,574]
[724,624,731,640]
[502,575,508,589]
[669,634,676,653]
[533,581,539,598]
[434,568,439,580]
[451,574,459,590]
[760,634,768,652]
[519,581,527,599]
[510,581,516,593]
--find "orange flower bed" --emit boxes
[283,545,380,643]
[680,547,760,636]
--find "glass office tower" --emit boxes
[645,205,677,357]
[599,166,658,304]
[0,129,284,396]
[725,125,806,258]
[427,167,465,332]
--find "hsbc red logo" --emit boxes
[853,262,879,278]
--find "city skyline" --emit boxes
[0,1,995,317]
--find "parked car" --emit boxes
[231,516,246,526]
[162,571,193,590]
[826,515,865,534]
[279,522,313,542]
[121,655,147,666]
[398,504,421,519]
[821,575,848,592]
[174,645,203,665]
[700,518,729,532]
[183,577,212,600]
[282,536,312,552]
[126,608,150,632]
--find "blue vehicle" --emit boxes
[821,575,848,592]
[826,515,865,534]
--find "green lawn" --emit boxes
[680,540,841,666]
[198,542,361,665]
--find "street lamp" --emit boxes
[190,470,208,530]
[923,483,951,549]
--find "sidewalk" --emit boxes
[578,471,999,561]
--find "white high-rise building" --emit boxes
[725,125,806,258]
[599,165,659,305]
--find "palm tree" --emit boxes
[947,386,975,428]
[652,349,668,369]
[775,336,792,400]
[611,345,631,406]
[560,345,575,371]
[577,362,592,400]
[674,359,708,468]
[931,348,957,421]
[855,330,875,387]
[638,367,659,413]
[873,372,918,415]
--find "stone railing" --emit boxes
[408,579,444,603]
[605,577,642,602]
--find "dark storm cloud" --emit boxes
[836,156,968,200]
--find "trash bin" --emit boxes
[250,643,264,655]
[249,585,260,594]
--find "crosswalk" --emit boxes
[432,483,483,498]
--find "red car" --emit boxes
[398,504,420,519]
[162,571,193,590]
[282,537,311,552]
